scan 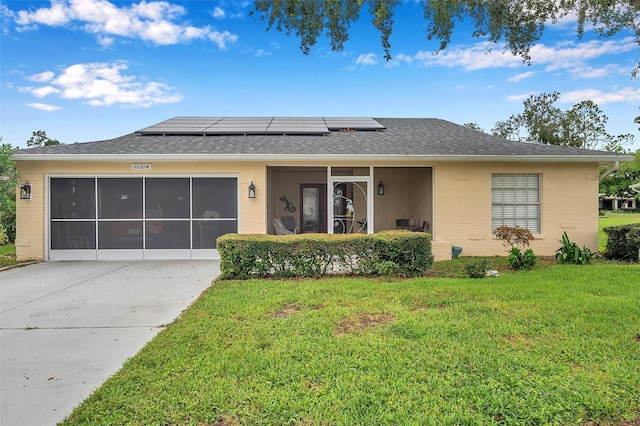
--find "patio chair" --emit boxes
[418,221,429,232]
[396,218,410,229]
[273,216,298,235]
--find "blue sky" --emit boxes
[1,0,639,150]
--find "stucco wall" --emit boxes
[14,159,601,262]
[14,160,267,260]
[432,162,600,258]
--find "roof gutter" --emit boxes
[11,153,635,163]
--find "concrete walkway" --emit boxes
[0,260,219,426]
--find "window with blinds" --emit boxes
[492,174,540,233]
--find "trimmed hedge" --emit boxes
[603,223,640,262]
[217,231,434,279]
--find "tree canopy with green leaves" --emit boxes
[27,130,61,148]
[0,140,18,242]
[251,0,640,76]
[491,92,635,152]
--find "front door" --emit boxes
[300,184,326,233]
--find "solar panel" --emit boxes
[324,117,385,131]
[136,117,385,135]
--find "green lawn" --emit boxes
[0,244,18,268]
[598,211,640,252]
[62,263,640,426]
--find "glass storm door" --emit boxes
[300,184,326,233]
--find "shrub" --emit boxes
[603,224,640,262]
[555,232,592,265]
[506,247,537,270]
[494,225,534,249]
[495,226,536,270]
[465,259,490,278]
[0,226,8,246]
[0,198,16,242]
[217,231,434,280]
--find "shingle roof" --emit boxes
[12,118,631,162]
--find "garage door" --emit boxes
[49,177,237,260]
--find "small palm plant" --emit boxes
[555,232,592,265]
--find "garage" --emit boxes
[49,176,238,260]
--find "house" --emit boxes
[599,194,638,211]
[12,117,633,262]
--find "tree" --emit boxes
[491,92,634,152]
[0,140,18,242]
[27,130,61,148]
[563,100,608,149]
[491,92,566,144]
[463,122,483,132]
[250,1,640,76]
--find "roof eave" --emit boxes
[11,153,634,163]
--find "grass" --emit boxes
[598,211,640,252]
[0,244,19,268]
[61,262,640,426]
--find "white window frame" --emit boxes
[491,173,540,234]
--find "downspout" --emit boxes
[599,161,619,181]
[598,161,619,210]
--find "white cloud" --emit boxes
[560,87,640,105]
[254,49,271,57]
[212,7,225,19]
[355,53,378,66]
[208,30,237,48]
[507,71,535,82]
[12,0,238,48]
[505,92,537,102]
[416,42,522,70]
[16,1,70,26]
[28,103,61,111]
[531,37,636,72]
[27,71,55,82]
[567,64,624,79]
[97,34,115,47]
[31,85,61,97]
[384,53,414,69]
[410,37,636,77]
[21,61,183,107]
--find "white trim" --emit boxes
[14,153,634,163]
[49,250,97,261]
[192,249,219,260]
[144,249,191,260]
[98,250,144,261]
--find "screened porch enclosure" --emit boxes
[49,177,238,260]
[267,166,433,236]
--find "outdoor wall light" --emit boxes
[248,181,256,199]
[378,181,385,196]
[20,181,32,200]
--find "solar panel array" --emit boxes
[136,117,385,136]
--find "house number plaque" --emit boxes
[131,164,152,171]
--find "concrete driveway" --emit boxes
[1,260,219,426]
